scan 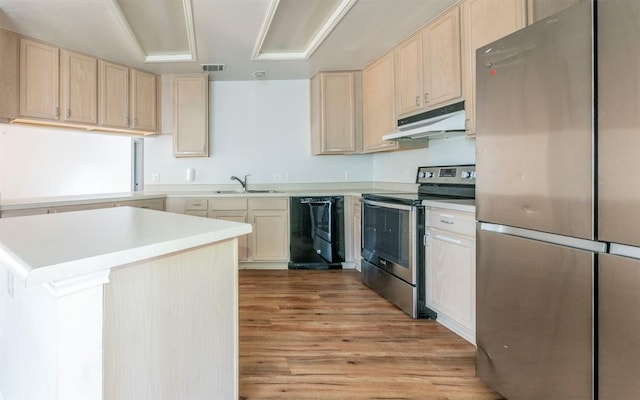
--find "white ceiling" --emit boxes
[0,0,458,81]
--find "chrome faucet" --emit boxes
[230,174,250,192]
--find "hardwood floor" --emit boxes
[239,269,504,400]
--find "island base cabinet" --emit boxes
[103,239,238,400]
[0,265,105,400]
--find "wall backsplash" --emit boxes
[144,79,475,187]
[0,125,132,199]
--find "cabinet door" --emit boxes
[173,75,209,157]
[98,60,129,129]
[462,0,526,136]
[395,33,423,116]
[426,228,476,341]
[250,210,289,261]
[130,69,157,132]
[311,72,359,154]
[423,6,462,108]
[527,0,583,24]
[0,29,19,120]
[60,50,97,124]
[362,50,398,153]
[19,39,59,120]
[210,211,249,261]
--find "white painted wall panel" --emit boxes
[144,80,374,185]
[0,125,131,199]
[371,135,476,182]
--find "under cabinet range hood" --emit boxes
[383,101,466,141]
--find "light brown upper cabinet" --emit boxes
[172,75,209,157]
[461,0,527,137]
[98,62,158,134]
[19,39,59,120]
[310,71,362,155]
[0,30,158,135]
[130,69,157,132]
[363,50,427,153]
[423,6,462,109]
[60,50,98,124]
[98,60,129,129]
[527,0,583,24]
[0,29,19,122]
[395,6,462,119]
[363,50,398,152]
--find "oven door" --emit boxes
[361,199,417,285]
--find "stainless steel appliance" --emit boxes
[361,165,475,318]
[289,196,344,269]
[476,1,640,399]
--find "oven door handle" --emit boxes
[362,199,415,211]
[301,199,333,205]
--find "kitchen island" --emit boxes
[0,207,251,400]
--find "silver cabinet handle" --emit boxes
[55,107,59,117]
[435,234,462,245]
[440,219,455,225]
[415,95,420,106]
[66,109,71,118]
[424,93,429,103]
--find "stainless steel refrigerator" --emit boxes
[476,1,640,399]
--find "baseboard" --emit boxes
[435,314,476,345]
[238,262,288,270]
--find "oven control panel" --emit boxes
[416,165,476,184]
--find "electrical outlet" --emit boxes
[152,174,159,183]
[285,172,293,182]
[344,171,352,181]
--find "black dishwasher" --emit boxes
[289,196,344,269]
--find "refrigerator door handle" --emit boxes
[609,243,640,260]
[480,222,607,253]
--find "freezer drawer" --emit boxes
[477,229,593,400]
[599,253,640,400]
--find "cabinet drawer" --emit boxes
[426,208,475,237]
[209,198,248,211]
[185,198,208,210]
[184,210,207,217]
[248,197,288,211]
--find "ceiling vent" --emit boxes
[202,64,226,72]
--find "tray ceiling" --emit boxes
[0,0,458,80]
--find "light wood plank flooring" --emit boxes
[239,269,503,400]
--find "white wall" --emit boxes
[0,125,132,199]
[144,80,373,185]
[372,135,476,182]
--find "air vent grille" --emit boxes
[202,64,225,72]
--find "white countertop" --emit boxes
[0,207,252,286]
[422,198,476,213]
[0,192,167,211]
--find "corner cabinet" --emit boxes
[461,0,526,137]
[310,71,362,155]
[172,75,209,158]
[362,50,427,153]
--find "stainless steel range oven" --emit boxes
[361,165,476,318]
